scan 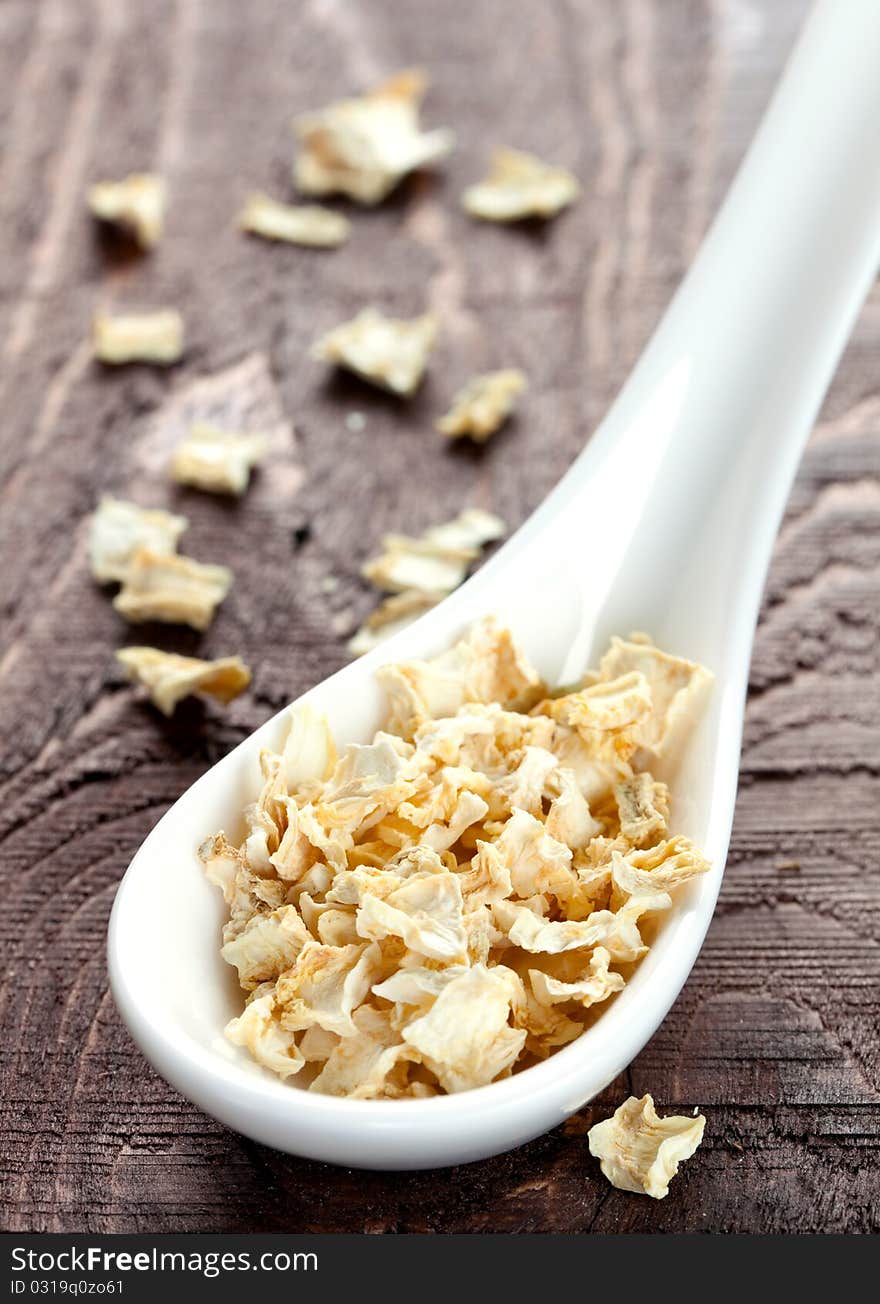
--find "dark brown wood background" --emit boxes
[1,0,878,1234]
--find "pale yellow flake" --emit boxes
[89,496,187,584]
[588,1095,706,1198]
[116,647,250,716]
[93,310,183,365]
[401,963,526,1093]
[437,369,526,442]
[225,992,305,1080]
[169,423,267,496]
[294,69,454,205]
[528,946,624,1009]
[239,191,350,247]
[313,308,437,395]
[462,148,579,222]
[112,549,232,631]
[87,173,165,249]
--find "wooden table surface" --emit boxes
[1,0,878,1235]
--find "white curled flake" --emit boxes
[116,647,251,716]
[169,423,267,496]
[274,940,382,1036]
[401,963,525,1093]
[588,1095,706,1198]
[220,905,311,990]
[89,496,187,584]
[239,191,350,247]
[528,946,624,1009]
[599,637,714,766]
[437,370,526,443]
[294,69,454,205]
[225,992,304,1080]
[462,148,579,222]
[356,871,467,962]
[112,549,232,631]
[87,173,165,249]
[313,308,436,396]
[310,1005,415,1098]
[377,616,543,738]
[93,310,183,365]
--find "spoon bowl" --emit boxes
[109,0,880,1169]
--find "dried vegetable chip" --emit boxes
[113,549,232,631]
[588,1095,706,1198]
[116,646,251,715]
[203,619,711,1097]
[294,69,454,205]
[87,173,165,249]
[93,310,184,365]
[349,510,506,656]
[462,148,579,221]
[169,423,267,495]
[89,496,188,584]
[313,308,437,395]
[239,191,350,247]
[437,370,526,442]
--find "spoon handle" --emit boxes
[480,0,880,665]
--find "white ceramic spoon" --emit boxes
[108,0,880,1170]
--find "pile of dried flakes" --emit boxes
[87,68,710,1198]
[201,617,712,1131]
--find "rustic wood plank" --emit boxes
[1,0,878,1234]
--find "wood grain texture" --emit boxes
[1,0,878,1234]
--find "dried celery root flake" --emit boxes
[87,173,165,249]
[113,549,232,631]
[313,308,437,395]
[239,191,350,247]
[588,1095,706,1198]
[294,69,454,205]
[437,370,527,443]
[116,646,251,716]
[348,589,440,657]
[463,148,579,222]
[169,423,267,496]
[93,310,184,365]
[89,495,188,584]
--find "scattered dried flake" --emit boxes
[112,549,232,631]
[462,148,579,222]
[116,646,251,716]
[351,512,506,657]
[421,508,507,553]
[169,423,267,496]
[313,308,437,396]
[87,173,165,249]
[348,590,440,657]
[203,620,711,1098]
[437,370,527,443]
[93,310,183,365]
[89,495,188,584]
[294,68,454,205]
[239,191,351,247]
[588,1095,706,1198]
